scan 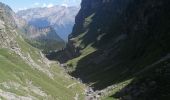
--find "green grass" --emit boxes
[25,38,65,53]
[0,22,85,99]
[66,44,97,70]
[101,79,132,100]
[0,40,85,100]
[83,13,95,28]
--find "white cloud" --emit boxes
[62,0,81,6]
[41,3,54,8]
[61,3,68,7]
[47,3,54,8]
[42,3,47,7]
[17,7,27,11]
[33,2,40,6]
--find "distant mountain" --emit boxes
[24,25,66,53]
[14,8,66,53]
[17,6,80,41]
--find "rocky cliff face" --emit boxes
[0,3,19,49]
[60,0,170,99]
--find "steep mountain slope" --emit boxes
[14,11,66,54]
[23,25,66,53]
[17,6,80,41]
[56,0,170,99]
[14,11,65,53]
[0,2,85,100]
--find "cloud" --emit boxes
[62,0,81,6]
[33,2,40,6]
[42,3,47,7]
[42,3,54,8]
[61,4,68,7]
[17,7,27,11]
[47,3,54,8]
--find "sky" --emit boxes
[0,0,81,12]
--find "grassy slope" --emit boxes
[0,35,85,100]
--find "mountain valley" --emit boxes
[0,0,170,100]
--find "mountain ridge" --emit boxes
[17,5,80,41]
[14,9,66,53]
[24,25,66,53]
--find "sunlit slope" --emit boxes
[0,2,85,100]
[0,46,84,100]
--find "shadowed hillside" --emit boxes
[53,0,170,99]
